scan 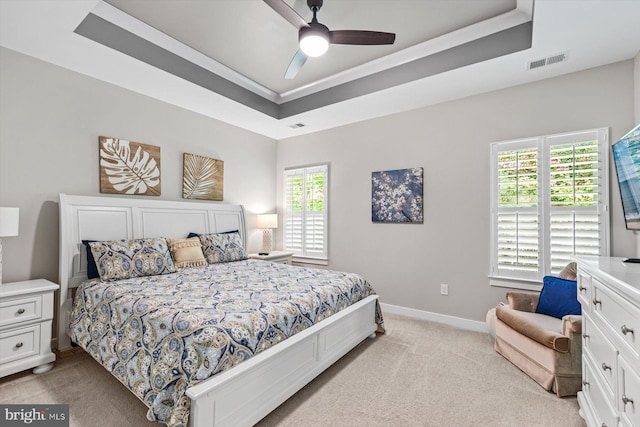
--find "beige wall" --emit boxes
[277,61,637,322]
[0,47,277,284]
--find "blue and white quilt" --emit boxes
[69,259,382,427]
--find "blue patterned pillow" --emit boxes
[89,237,177,281]
[199,231,248,263]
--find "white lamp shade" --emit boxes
[257,214,278,229]
[0,207,19,237]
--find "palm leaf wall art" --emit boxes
[183,153,224,201]
[99,136,161,196]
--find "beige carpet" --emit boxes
[0,313,585,427]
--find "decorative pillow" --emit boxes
[82,240,100,279]
[187,230,238,239]
[198,231,248,264]
[89,237,177,281]
[166,237,207,268]
[558,262,577,281]
[535,276,581,319]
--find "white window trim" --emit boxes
[489,128,610,289]
[283,164,329,262]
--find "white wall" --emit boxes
[0,47,277,284]
[277,61,637,322]
[635,52,640,124]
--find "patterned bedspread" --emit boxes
[69,259,382,427]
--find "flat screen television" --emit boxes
[612,124,640,231]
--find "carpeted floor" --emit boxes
[0,313,585,426]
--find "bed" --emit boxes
[58,194,381,427]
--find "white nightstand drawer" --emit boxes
[0,295,42,328]
[584,314,617,397]
[0,324,41,364]
[619,357,640,427]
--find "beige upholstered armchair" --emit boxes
[486,264,582,397]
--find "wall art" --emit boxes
[99,136,161,196]
[183,153,224,201]
[372,167,423,223]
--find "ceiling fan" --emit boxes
[264,0,396,79]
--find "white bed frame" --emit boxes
[58,194,379,427]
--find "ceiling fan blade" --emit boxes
[263,0,309,30]
[330,30,396,45]
[285,50,308,79]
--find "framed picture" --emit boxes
[371,167,423,223]
[183,153,224,201]
[99,136,161,196]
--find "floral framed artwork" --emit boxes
[182,153,224,201]
[99,136,161,195]
[371,167,423,223]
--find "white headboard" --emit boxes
[57,193,247,350]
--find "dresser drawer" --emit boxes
[619,357,640,427]
[583,359,620,427]
[593,280,639,361]
[577,270,592,311]
[584,314,617,397]
[0,324,41,364]
[0,295,42,328]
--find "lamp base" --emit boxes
[262,229,273,255]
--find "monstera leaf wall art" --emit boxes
[183,153,224,201]
[99,136,161,196]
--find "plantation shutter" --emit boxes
[284,165,328,260]
[545,130,608,274]
[493,140,541,281]
[491,128,609,284]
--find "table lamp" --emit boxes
[257,214,277,255]
[0,207,19,285]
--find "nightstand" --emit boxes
[249,251,294,264]
[0,279,59,377]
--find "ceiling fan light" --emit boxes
[299,33,329,57]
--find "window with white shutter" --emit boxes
[284,164,328,262]
[490,128,609,285]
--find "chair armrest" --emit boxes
[496,305,569,352]
[562,315,582,336]
[506,292,539,312]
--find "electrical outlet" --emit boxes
[440,283,449,295]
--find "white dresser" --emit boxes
[575,256,640,427]
[0,279,59,377]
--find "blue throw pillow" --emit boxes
[82,240,99,279]
[536,276,581,319]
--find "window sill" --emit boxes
[489,276,542,292]
[292,256,328,266]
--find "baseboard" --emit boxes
[380,303,490,334]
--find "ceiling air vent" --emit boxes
[528,52,567,70]
[288,123,307,129]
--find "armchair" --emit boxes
[486,291,582,397]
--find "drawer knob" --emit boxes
[621,325,635,335]
[17,308,25,314]
[602,424,607,427]
[579,285,587,292]
[622,394,634,406]
[601,362,612,372]
[582,333,590,339]
[15,342,23,349]
[582,380,589,387]
[592,298,602,307]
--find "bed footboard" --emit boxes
[186,295,378,427]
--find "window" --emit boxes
[284,164,328,262]
[490,128,609,284]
